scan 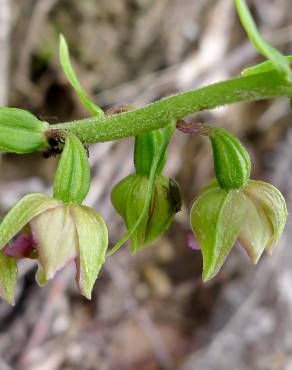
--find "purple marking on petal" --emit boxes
[187,233,201,251]
[3,233,36,259]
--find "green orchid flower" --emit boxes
[190,181,287,281]
[0,193,108,300]
[190,125,288,281]
[0,134,108,304]
[111,125,181,254]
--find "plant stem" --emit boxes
[50,71,292,143]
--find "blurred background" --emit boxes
[0,0,292,369]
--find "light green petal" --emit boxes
[71,206,108,299]
[244,180,288,254]
[30,205,79,279]
[190,184,246,281]
[0,193,60,250]
[0,252,18,305]
[238,193,273,263]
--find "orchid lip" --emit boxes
[3,233,36,259]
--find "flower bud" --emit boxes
[111,174,180,253]
[208,127,251,190]
[53,134,90,204]
[0,107,49,153]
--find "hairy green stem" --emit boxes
[50,71,292,143]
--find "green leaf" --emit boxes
[71,205,108,299]
[0,193,60,250]
[59,34,104,117]
[234,0,292,81]
[0,252,18,305]
[244,180,288,254]
[53,134,91,204]
[190,184,246,281]
[242,55,292,77]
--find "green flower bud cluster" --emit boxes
[190,127,288,281]
[0,20,290,304]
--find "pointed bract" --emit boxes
[59,35,104,117]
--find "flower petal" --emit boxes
[244,180,288,253]
[71,206,108,299]
[190,184,246,281]
[0,193,60,250]
[238,193,273,263]
[0,251,18,305]
[30,205,78,279]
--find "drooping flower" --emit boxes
[0,193,108,300]
[190,178,287,281]
[112,174,181,253]
[0,133,108,304]
[111,127,181,253]
[190,125,288,281]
